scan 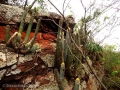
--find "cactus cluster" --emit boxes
[54,19,83,90]
[5,7,41,54]
[55,20,82,77]
[54,16,103,89]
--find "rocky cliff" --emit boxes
[0,4,105,90]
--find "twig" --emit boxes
[29,0,37,9]
[69,32,108,90]
[62,0,72,16]
[6,32,18,45]
[47,0,65,20]
[24,0,28,9]
[62,0,66,16]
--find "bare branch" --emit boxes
[47,0,65,20]
[29,0,37,9]
[62,0,66,16]
[24,0,28,9]
[63,0,72,15]
[69,31,108,90]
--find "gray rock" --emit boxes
[41,54,55,67]
[0,69,6,80]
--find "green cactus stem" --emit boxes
[60,62,65,79]
[58,19,63,39]
[74,52,79,75]
[74,78,80,90]
[64,30,69,62]
[16,33,21,43]
[65,30,74,78]
[74,55,79,76]
[24,8,35,43]
[54,19,63,70]
[21,42,40,54]
[72,31,81,75]
[25,40,31,49]
[18,7,28,34]
[21,19,41,54]
[66,45,73,77]
[29,19,41,49]
[54,69,64,90]
[17,7,28,43]
[30,43,40,52]
[5,25,10,43]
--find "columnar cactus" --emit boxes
[54,19,64,70]
[19,6,31,34]
[5,25,10,43]
[24,8,36,43]
[21,19,41,53]
[60,62,65,79]
[17,7,28,43]
[5,7,41,54]
[55,20,81,78]
[74,78,80,90]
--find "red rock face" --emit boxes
[0,26,6,42]
[0,26,56,53]
[0,25,57,90]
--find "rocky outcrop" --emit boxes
[0,4,104,90]
[0,29,57,90]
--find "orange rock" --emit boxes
[0,26,56,53]
[0,26,6,42]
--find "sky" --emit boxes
[31,0,120,50]
[8,0,120,50]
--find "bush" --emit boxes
[102,45,120,89]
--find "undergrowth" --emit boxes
[102,45,120,90]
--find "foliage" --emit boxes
[37,0,47,9]
[102,45,120,89]
[111,71,119,76]
[85,41,102,53]
[0,0,47,10]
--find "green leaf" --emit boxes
[36,6,40,11]
[111,70,119,76]
[101,58,105,61]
